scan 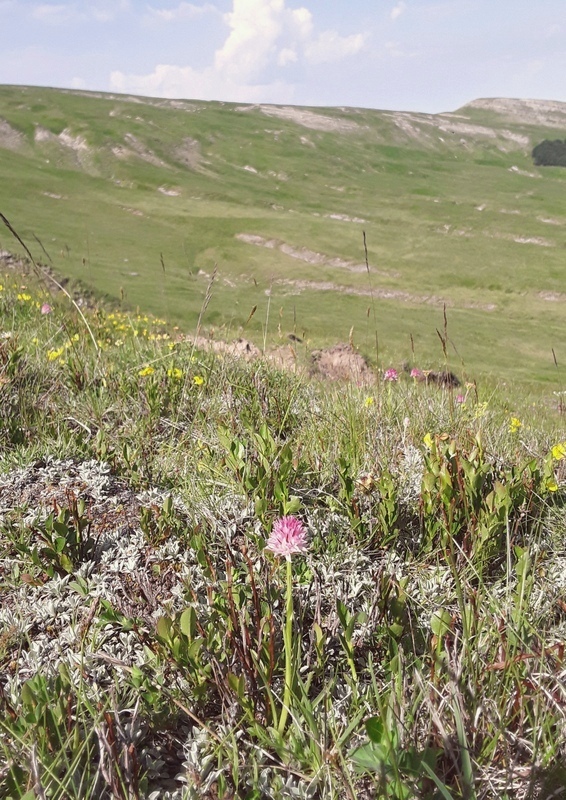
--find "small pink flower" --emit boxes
[383,368,398,382]
[410,368,423,379]
[40,303,52,315]
[456,394,465,404]
[265,516,308,561]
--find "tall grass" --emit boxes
[1,261,566,799]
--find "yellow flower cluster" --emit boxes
[99,310,172,346]
[138,366,155,377]
[509,417,522,433]
[46,334,80,362]
[47,347,65,361]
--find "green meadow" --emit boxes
[1,85,566,387]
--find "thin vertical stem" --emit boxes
[278,558,294,735]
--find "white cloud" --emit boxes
[30,1,129,24]
[31,3,74,23]
[145,2,216,22]
[289,6,312,39]
[390,1,406,21]
[278,47,297,66]
[110,63,295,103]
[304,30,365,65]
[214,0,291,82]
[111,0,366,102]
[384,40,417,59]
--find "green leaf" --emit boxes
[431,609,452,637]
[156,616,172,642]
[69,577,89,596]
[227,672,246,700]
[336,599,350,630]
[365,716,385,743]
[388,622,404,638]
[187,638,204,661]
[54,520,70,537]
[284,495,302,515]
[180,607,196,640]
[254,496,267,519]
[59,553,74,573]
[350,741,387,772]
[21,681,37,710]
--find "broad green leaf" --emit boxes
[180,607,196,639]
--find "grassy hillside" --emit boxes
[1,86,566,386]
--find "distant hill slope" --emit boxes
[461,96,566,127]
[1,85,565,386]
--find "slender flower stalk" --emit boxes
[265,515,308,735]
[279,557,294,735]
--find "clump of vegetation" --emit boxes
[1,267,566,799]
[532,138,566,167]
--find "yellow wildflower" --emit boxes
[167,367,183,380]
[17,293,32,302]
[423,432,434,449]
[47,347,65,361]
[193,375,204,386]
[364,396,374,407]
[509,417,522,433]
[138,366,155,377]
[547,478,559,493]
[552,442,566,461]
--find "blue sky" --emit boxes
[0,0,564,112]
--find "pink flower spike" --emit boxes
[383,368,398,382]
[40,303,52,315]
[266,516,308,561]
[410,368,423,379]
[456,394,465,404]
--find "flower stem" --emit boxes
[277,557,294,735]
